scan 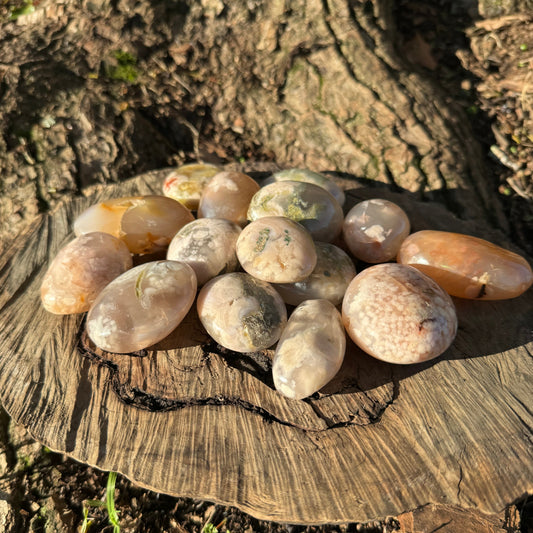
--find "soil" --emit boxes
[0,0,532,531]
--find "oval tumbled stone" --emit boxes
[167,218,242,286]
[236,216,317,283]
[397,230,533,300]
[197,272,287,353]
[74,195,194,255]
[41,232,132,315]
[247,181,344,241]
[342,264,457,364]
[87,260,197,353]
[273,299,346,400]
[342,198,410,263]
[274,242,356,306]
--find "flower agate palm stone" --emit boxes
[397,230,533,300]
[167,218,242,286]
[342,199,410,263]
[74,195,194,254]
[87,260,197,353]
[41,232,132,314]
[342,264,457,364]
[197,272,287,353]
[263,168,346,206]
[273,299,346,400]
[197,171,260,227]
[247,181,344,242]
[236,216,317,283]
[162,163,221,210]
[274,242,356,306]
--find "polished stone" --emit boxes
[236,216,317,283]
[197,272,287,353]
[397,230,533,300]
[342,263,457,364]
[343,198,410,263]
[273,299,346,400]
[41,232,132,314]
[87,260,197,353]
[167,218,242,286]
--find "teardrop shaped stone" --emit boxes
[397,230,533,300]
[274,242,356,306]
[342,198,410,263]
[41,232,132,315]
[263,168,346,206]
[236,216,317,283]
[87,260,197,353]
[197,272,287,353]
[167,218,242,286]
[198,171,260,227]
[163,163,221,210]
[247,181,344,242]
[74,195,194,255]
[342,263,457,364]
[273,299,346,400]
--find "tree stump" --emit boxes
[0,168,531,525]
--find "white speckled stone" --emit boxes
[236,216,317,283]
[163,163,221,210]
[273,299,346,400]
[274,242,356,306]
[74,195,194,255]
[167,218,242,286]
[41,232,132,315]
[342,199,410,263]
[263,168,346,206]
[342,264,457,364]
[87,260,197,353]
[247,181,344,241]
[197,272,287,353]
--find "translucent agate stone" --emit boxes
[342,199,410,263]
[236,216,317,283]
[87,260,197,353]
[197,171,260,227]
[273,299,346,400]
[74,195,194,255]
[274,242,356,306]
[397,230,533,300]
[40,232,132,315]
[247,181,344,242]
[162,163,221,210]
[342,264,457,364]
[263,168,346,206]
[197,272,287,353]
[167,218,242,286]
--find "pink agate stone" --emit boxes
[87,260,197,353]
[342,264,457,364]
[40,232,132,315]
[74,195,194,255]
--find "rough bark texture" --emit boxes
[0,169,531,525]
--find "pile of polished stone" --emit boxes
[41,165,533,400]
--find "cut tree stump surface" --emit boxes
[0,168,531,525]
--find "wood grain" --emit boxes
[0,168,531,524]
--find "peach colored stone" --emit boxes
[273,299,346,400]
[74,195,194,255]
[342,264,457,364]
[87,260,197,353]
[167,218,242,286]
[236,216,317,283]
[197,171,260,227]
[41,232,132,315]
[397,230,533,300]
[342,198,410,263]
[197,272,287,353]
